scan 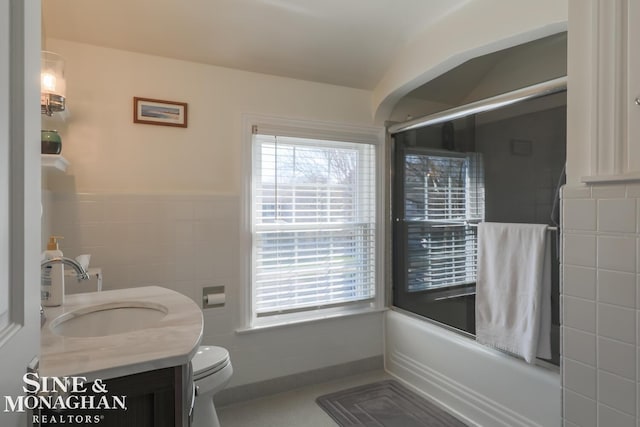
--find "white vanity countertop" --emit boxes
[40,286,203,381]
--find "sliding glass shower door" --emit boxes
[393,141,482,334]
[391,92,565,365]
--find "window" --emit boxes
[249,123,379,323]
[401,151,484,292]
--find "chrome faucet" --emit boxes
[41,256,90,281]
[40,257,91,326]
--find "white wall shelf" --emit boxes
[41,154,69,173]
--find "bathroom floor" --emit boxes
[217,370,394,427]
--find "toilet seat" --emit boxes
[192,346,230,381]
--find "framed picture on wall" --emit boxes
[133,97,188,128]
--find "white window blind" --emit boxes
[403,152,484,292]
[252,133,377,316]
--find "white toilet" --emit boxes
[191,345,233,427]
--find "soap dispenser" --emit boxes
[42,235,65,307]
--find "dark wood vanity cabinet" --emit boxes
[38,365,191,427]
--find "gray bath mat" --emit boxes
[316,380,467,427]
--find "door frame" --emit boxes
[0,0,42,425]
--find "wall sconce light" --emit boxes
[41,51,66,116]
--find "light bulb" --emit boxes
[41,72,56,92]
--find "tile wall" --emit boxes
[562,184,640,427]
[476,104,566,225]
[48,192,241,337]
[45,192,385,388]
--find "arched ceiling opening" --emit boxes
[372,0,567,123]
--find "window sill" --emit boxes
[236,306,388,335]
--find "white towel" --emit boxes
[475,222,552,363]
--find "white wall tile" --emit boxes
[49,201,68,229]
[164,280,199,305]
[165,200,194,221]
[193,200,217,220]
[88,246,124,270]
[77,223,108,246]
[598,236,636,273]
[598,404,636,427]
[564,297,596,333]
[598,337,636,380]
[598,303,636,344]
[563,389,597,427]
[129,201,166,223]
[564,199,596,231]
[50,194,237,309]
[194,221,216,241]
[564,266,596,300]
[563,359,596,399]
[598,370,636,416]
[195,261,217,282]
[173,260,197,282]
[562,134,640,427]
[562,186,592,200]
[598,199,636,233]
[564,327,596,366]
[127,262,169,287]
[99,223,129,249]
[75,201,106,224]
[102,200,130,223]
[125,244,163,266]
[174,221,195,242]
[100,269,131,291]
[564,234,597,268]
[627,184,640,198]
[209,198,240,222]
[592,185,626,199]
[126,222,157,247]
[598,270,636,308]
[173,242,197,263]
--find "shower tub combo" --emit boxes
[387,78,565,427]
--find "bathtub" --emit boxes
[385,309,561,427]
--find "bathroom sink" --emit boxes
[50,301,168,337]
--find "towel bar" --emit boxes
[467,222,558,231]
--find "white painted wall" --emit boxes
[372,0,567,122]
[46,38,376,194]
[44,39,384,387]
[461,34,567,104]
[388,34,566,125]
